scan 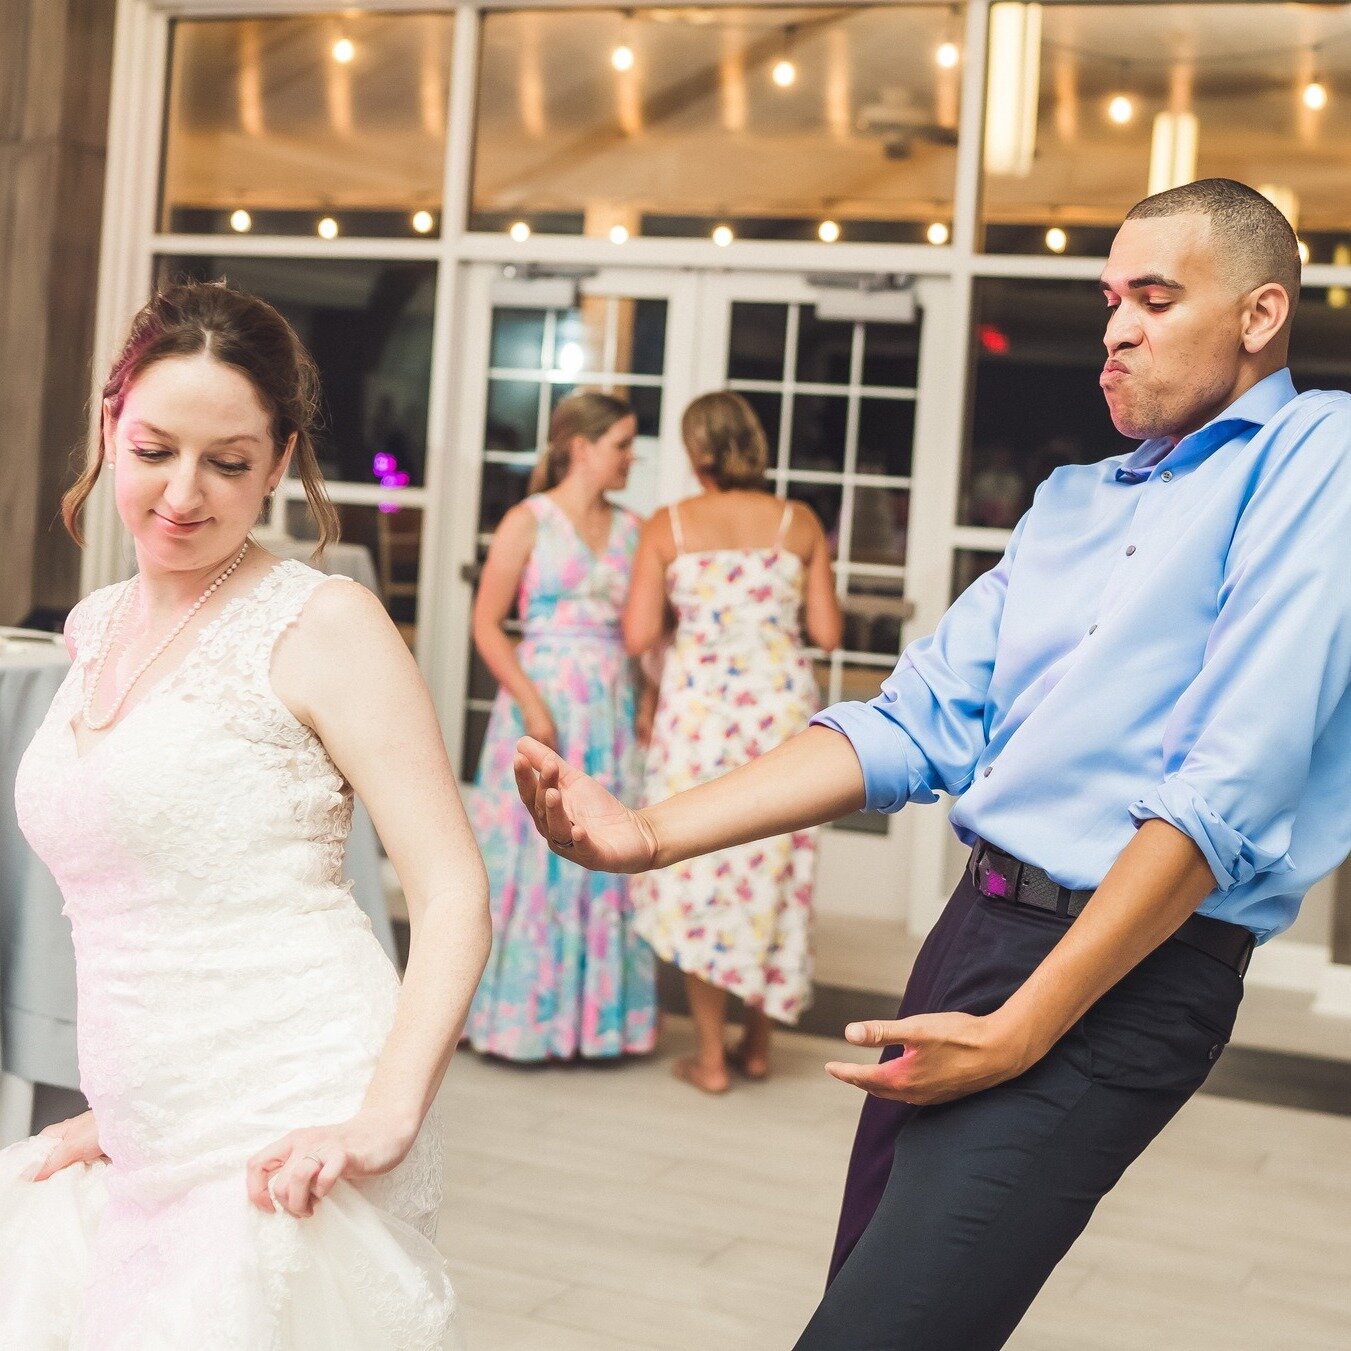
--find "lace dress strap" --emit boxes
[668,502,686,555]
[231,560,355,692]
[67,580,133,669]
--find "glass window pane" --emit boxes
[625,299,668,376]
[472,8,959,242]
[486,379,542,453]
[552,303,606,376]
[162,14,454,237]
[849,486,909,567]
[616,385,662,439]
[952,549,1003,599]
[739,388,783,458]
[861,320,920,388]
[980,4,1351,257]
[789,394,848,474]
[728,303,788,382]
[1290,288,1351,393]
[787,481,843,558]
[795,309,854,386]
[842,574,907,656]
[156,255,436,487]
[478,460,533,533]
[961,279,1131,528]
[857,399,915,479]
[490,308,547,371]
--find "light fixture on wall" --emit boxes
[611,44,635,72]
[411,210,435,234]
[609,224,630,244]
[1303,77,1328,111]
[984,3,1042,177]
[937,41,960,70]
[927,221,950,245]
[332,37,355,65]
[1108,94,1134,125]
[712,224,734,246]
[1045,225,1068,253]
[1147,110,1198,195]
[509,220,531,242]
[317,216,339,240]
[229,209,252,233]
[818,220,841,243]
[772,27,798,88]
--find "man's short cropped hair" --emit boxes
[1126,178,1301,313]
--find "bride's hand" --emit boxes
[513,736,659,874]
[245,1108,418,1218]
[33,1110,108,1180]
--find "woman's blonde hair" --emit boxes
[63,279,339,553]
[681,391,769,490]
[527,391,633,494]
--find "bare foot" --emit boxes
[673,1057,730,1094]
[727,1043,770,1080]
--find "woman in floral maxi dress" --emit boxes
[467,393,657,1061]
[624,392,842,1092]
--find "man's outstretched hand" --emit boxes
[514,736,660,874]
[825,1011,1031,1106]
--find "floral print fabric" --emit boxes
[467,495,657,1060]
[633,544,821,1023]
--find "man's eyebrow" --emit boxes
[1099,273,1185,292]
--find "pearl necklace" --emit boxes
[82,540,251,732]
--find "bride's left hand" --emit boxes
[245,1108,418,1217]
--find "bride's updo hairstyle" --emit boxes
[681,391,769,490]
[527,391,633,494]
[62,279,340,552]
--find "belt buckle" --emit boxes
[977,850,1022,902]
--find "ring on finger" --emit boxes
[303,1154,324,1167]
[551,837,574,849]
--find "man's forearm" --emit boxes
[644,726,867,869]
[992,819,1219,1068]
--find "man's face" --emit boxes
[1099,214,1249,442]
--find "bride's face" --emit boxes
[106,354,291,574]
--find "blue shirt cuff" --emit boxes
[811,700,937,813]
[1129,778,1294,893]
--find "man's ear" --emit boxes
[1241,282,1291,355]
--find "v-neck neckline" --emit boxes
[544,495,619,563]
[66,559,294,763]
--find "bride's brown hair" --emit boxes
[62,279,339,552]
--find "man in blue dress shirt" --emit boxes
[514,179,1351,1348]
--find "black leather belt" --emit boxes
[968,839,1255,977]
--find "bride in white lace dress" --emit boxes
[0,281,490,1349]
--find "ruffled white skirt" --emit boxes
[0,1136,461,1350]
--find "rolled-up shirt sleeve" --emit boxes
[1130,405,1351,890]
[813,512,1026,812]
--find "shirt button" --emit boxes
[1125,544,1137,556]
[1160,470,1173,482]
[982,767,993,778]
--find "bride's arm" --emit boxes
[251,579,491,1217]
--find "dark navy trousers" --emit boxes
[794,871,1243,1351]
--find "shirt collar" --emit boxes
[1113,368,1297,483]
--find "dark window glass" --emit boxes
[485,379,541,453]
[857,399,915,479]
[728,303,788,382]
[795,308,854,386]
[490,308,547,371]
[789,394,848,474]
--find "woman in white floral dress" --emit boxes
[624,392,842,1093]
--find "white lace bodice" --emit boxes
[8,558,455,1349]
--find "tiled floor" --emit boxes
[437,1017,1351,1351]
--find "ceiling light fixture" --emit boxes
[611,44,635,73]
[712,224,734,247]
[1108,94,1134,125]
[936,41,960,70]
[332,37,355,65]
[1045,226,1068,254]
[509,221,532,242]
[411,210,435,234]
[772,25,798,88]
[1148,110,1198,196]
[984,2,1042,177]
[927,221,950,246]
[229,209,252,233]
[818,220,841,243]
[1303,78,1328,111]
[317,216,339,240]
[609,224,630,244]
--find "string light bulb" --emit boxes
[1303,79,1328,111]
[927,221,950,246]
[411,210,434,234]
[1045,226,1068,254]
[509,221,531,242]
[609,224,629,244]
[1108,94,1134,125]
[611,44,635,72]
[818,220,841,243]
[936,41,960,70]
[229,209,252,233]
[712,224,734,247]
[772,57,797,88]
[317,216,339,240]
[332,37,355,64]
